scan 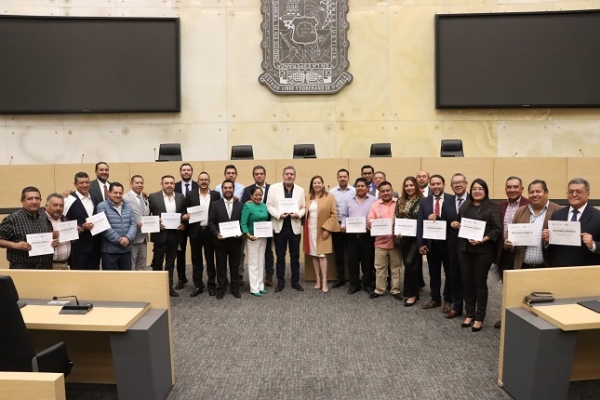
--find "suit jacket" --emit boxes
[548,204,600,267]
[89,179,108,204]
[208,198,243,246]
[241,183,271,204]
[175,181,199,196]
[417,193,454,248]
[512,201,563,269]
[147,191,186,244]
[496,196,530,262]
[65,193,99,254]
[443,194,470,254]
[123,191,149,244]
[184,189,221,239]
[457,201,503,254]
[266,182,306,235]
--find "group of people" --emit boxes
[2,161,600,331]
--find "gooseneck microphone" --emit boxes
[52,295,93,313]
[53,295,80,305]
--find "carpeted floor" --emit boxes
[66,263,600,400]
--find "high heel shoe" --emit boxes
[314,281,321,289]
[472,321,483,332]
[404,297,418,307]
[461,318,474,328]
[322,284,329,293]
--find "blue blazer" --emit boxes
[417,193,454,248]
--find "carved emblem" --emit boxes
[259,0,353,94]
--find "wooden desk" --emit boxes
[534,303,600,331]
[0,372,65,400]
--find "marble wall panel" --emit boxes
[497,121,555,157]
[336,120,390,158]
[552,121,600,158]
[443,120,497,157]
[5,115,65,127]
[176,0,225,9]
[228,122,282,159]
[115,124,176,162]
[58,0,113,8]
[336,5,390,121]
[174,122,228,160]
[5,126,66,164]
[63,126,120,164]
[281,95,336,122]
[281,121,336,159]
[390,120,442,157]
[0,4,59,16]
[58,6,114,17]
[115,0,173,8]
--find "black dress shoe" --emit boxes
[461,319,474,328]
[169,288,179,297]
[364,286,375,296]
[208,288,216,297]
[175,280,186,290]
[238,275,245,286]
[332,280,346,288]
[291,283,304,291]
[347,285,362,295]
[232,291,241,298]
[494,320,502,329]
[216,292,224,300]
[190,287,203,297]
[404,299,417,307]
[369,292,382,299]
[392,293,403,301]
[275,284,284,292]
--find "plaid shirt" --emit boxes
[0,208,53,266]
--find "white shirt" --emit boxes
[421,187,430,197]
[431,194,444,216]
[163,192,177,213]
[181,180,193,197]
[97,179,110,201]
[64,191,94,217]
[569,204,587,221]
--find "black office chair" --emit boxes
[370,143,392,158]
[440,139,464,157]
[231,145,254,160]
[293,144,317,159]
[157,143,182,162]
[0,276,73,376]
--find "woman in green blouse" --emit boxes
[241,187,271,297]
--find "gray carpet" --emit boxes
[66,263,600,400]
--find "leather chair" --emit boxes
[440,139,464,157]
[370,143,392,158]
[293,144,316,159]
[0,276,73,376]
[231,145,254,160]
[157,143,182,162]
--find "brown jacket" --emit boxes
[305,193,340,254]
[511,201,563,269]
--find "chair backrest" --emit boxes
[231,145,254,160]
[440,139,464,157]
[157,143,182,162]
[370,143,392,158]
[293,144,316,159]
[0,276,36,372]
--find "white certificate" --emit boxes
[395,218,417,237]
[161,213,181,230]
[508,223,539,246]
[187,205,207,224]
[423,220,447,240]
[87,212,110,236]
[56,220,78,243]
[27,233,54,256]
[548,220,581,247]
[141,216,160,234]
[278,198,298,214]
[219,221,242,238]
[346,217,366,233]
[254,221,273,238]
[370,218,393,236]
[458,218,486,242]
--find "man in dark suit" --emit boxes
[444,173,469,319]
[89,162,110,203]
[417,174,453,312]
[63,172,101,270]
[209,179,243,299]
[182,172,220,297]
[543,177,600,267]
[148,175,186,297]
[173,163,199,290]
[241,165,274,286]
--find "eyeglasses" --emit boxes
[568,189,588,196]
[451,180,466,186]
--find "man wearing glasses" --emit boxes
[543,178,600,267]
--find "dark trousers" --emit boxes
[176,231,190,282]
[264,237,274,276]
[347,233,375,288]
[417,256,425,288]
[101,252,132,270]
[151,232,178,287]
[497,249,515,282]
[331,231,347,281]
[190,227,216,290]
[426,241,452,303]
[448,251,463,312]
[274,225,301,286]
[70,249,101,270]
[459,250,494,322]
[215,238,242,294]
[400,239,419,298]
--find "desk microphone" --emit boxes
[53,295,80,305]
[80,153,85,164]
[512,152,518,157]
[8,156,13,165]
[53,295,93,313]
[154,147,157,161]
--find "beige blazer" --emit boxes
[305,193,340,254]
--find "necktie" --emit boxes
[456,197,463,213]
[571,209,579,222]
[226,201,232,219]
[435,197,441,217]
[103,184,109,200]
[185,183,190,197]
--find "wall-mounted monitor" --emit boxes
[436,10,600,108]
[0,15,180,114]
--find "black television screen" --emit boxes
[435,10,600,108]
[0,16,180,114]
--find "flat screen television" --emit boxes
[435,10,600,108]
[0,15,180,114]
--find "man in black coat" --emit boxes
[174,163,199,289]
